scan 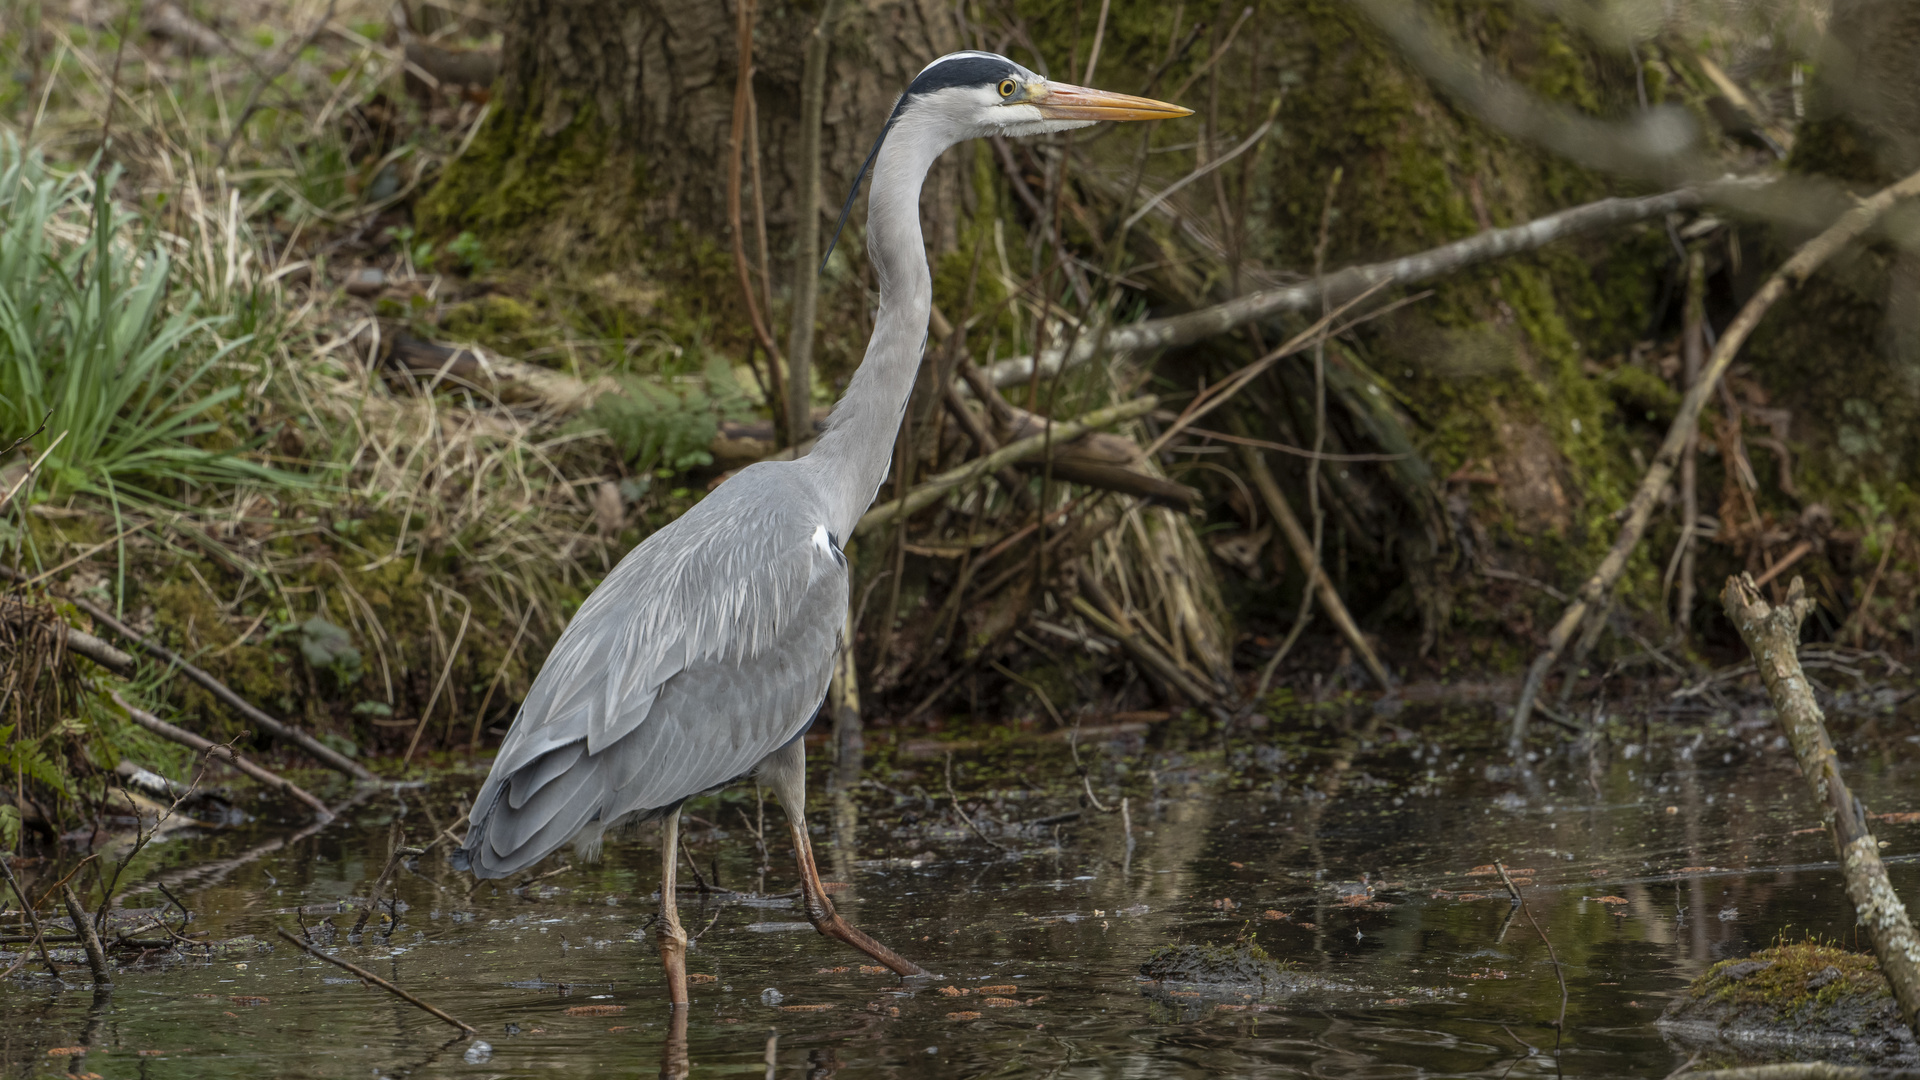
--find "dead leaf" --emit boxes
[688,973,717,984]
[1595,896,1629,904]
[938,985,969,997]
[1384,998,1409,1005]
[982,997,1022,1008]
[1229,861,1245,869]
[779,1004,834,1013]
[858,965,890,975]
[1296,922,1317,930]
[946,1011,982,1021]
[1211,898,1238,911]
[564,1005,626,1017]
[229,995,270,1006]
[815,967,850,974]
[46,1047,85,1056]
[977,985,1018,995]
[1873,811,1920,824]
[1263,910,1290,920]
[608,1025,629,1032]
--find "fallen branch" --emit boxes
[56,585,373,782]
[1234,438,1392,690]
[984,186,1731,388]
[276,928,476,1033]
[1722,574,1920,1040]
[113,692,334,821]
[1681,1067,1907,1080]
[854,396,1158,537]
[1070,594,1219,708]
[59,883,111,986]
[1509,164,1920,755]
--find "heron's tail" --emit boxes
[454,739,613,879]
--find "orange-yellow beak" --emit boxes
[1032,83,1192,122]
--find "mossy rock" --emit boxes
[1658,943,1918,1064]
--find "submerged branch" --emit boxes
[1721,575,1920,1040]
[277,928,476,1033]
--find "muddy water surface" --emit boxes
[5,699,1920,1078]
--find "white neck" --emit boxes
[806,114,951,539]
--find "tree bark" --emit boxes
[422,0,960,267]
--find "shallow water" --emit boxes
[6,698,1920,1078]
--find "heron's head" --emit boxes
[895,51,1192,141]
[824,53,1190,266]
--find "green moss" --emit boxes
[419,96,631,264]
[1603,362,1681,424]
[1696,943,1890,1017]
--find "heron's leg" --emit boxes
[658,806,689,1006]
[760,736,928,977]
[657,997,690,1079]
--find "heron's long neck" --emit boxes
[809,125,945,539]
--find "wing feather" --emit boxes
[455,463,847,878]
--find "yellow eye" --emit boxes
[998,78,1018,98]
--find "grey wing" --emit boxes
[454,466,848,878]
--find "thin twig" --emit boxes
[0,430,68,515]
[404,594,470,761]
[0,856,62,982]
[944,752,1010,852]
[217,0,336,165]
[1496,861,1568,1035]
[277,928,476,1033]
[350,825,408,936]
[726,0,785,432]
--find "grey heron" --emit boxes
[452,50,1189,1004]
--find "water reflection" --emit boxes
[1,700,1917,1077]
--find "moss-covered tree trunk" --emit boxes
[421,0,963,267]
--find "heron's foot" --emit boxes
[806,905,929,977]
[657,922,690,1005]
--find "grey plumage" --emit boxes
[454,466,847,877]
[451,50,1189,898]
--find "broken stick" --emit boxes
[1721,574,1920,1041]
[113,692,333,821]
[276,928,476,1033]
